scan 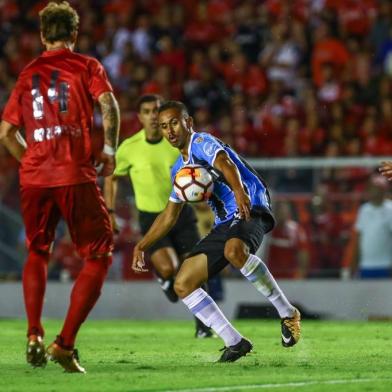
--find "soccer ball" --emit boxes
[174,164,214,203]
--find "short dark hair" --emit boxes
[39,1,79,43]
[158,100,189,117]
[136,94,162,112]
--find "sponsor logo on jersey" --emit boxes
[203,142,216,157]
[195,136,203,144]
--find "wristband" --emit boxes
[103,144,115,156]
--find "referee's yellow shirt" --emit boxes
[114,129,180,213]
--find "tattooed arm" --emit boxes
[97,92,120,176]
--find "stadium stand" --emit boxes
[0,0,391,279]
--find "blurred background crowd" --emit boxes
[0,0,391,281]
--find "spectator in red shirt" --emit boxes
[337,0,377,38]
[223,52,267,96]
[266,201,310,279]
[0,1,120,373]
[299,112,326,156]
[311,21,350,87]
[360,115,381,155]
[154,35,186,79]
[309,193,343,277]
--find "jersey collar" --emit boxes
[42,48,72,57]
[182,132,196,165]
[142,128,163,145]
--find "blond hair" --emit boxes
[39,1,79,43]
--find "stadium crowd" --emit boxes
[0,0,391,279]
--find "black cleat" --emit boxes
[26,335,47,368]
[281,307,301,347]
[194,316,214,338]
[158,278,178,303]
[218,338,253,362]
[195,328,214,338]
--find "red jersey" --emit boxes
[2,48,113,187]
[267,220,309,278]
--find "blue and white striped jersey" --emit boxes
[169,132,271,226]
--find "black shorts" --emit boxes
[188,208,275,278]
[139,204,200,256]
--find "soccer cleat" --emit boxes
[194,316,214,338]
[46,342,86,373]
[281,307,301,347]
[158,277,178,303]
[218,338,253,363]
[26,335,47,368]
[195,328,214,338]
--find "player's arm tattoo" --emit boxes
[98,92,120,150]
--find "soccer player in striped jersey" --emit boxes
[133,101,301,362]
[104,95,212,337]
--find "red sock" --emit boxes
[23,250,49,337]
[58,257,111,349]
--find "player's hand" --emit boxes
[379,161,392,181]
[95,152,115,177]
[132,244,149,273]
[234,190,251,221]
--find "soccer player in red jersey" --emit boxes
[0,2,119,373]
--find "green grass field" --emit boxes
[0,319,391,392]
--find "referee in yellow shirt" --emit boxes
[105,95,212,337]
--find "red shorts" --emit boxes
[20,182,113,258]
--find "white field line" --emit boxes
[162,378,392,392]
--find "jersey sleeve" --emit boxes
[1,78,24,127]
[113,142,132,176]
[169,160,183,203]
[192,133,225,167]
[88,59,113,100]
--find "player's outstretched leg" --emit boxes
[182,288,252,362]
[194,283,214,338]
[23,250,49,367]
[240,254,301,347]
[47,256,110,373]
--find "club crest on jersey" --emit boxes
[195,136,203,144]
[203,142,216,157]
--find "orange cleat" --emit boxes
[46,342,86,373]
[281,307,301,347]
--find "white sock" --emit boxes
[182,288,242,347]
[240,254,295,318]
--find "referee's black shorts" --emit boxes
[138,204,199,257]
[188,208,275,278]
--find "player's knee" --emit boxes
[224,241,248,269]
[174,276,195,299]
[155,263,175,280]
[26,249,50,267]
